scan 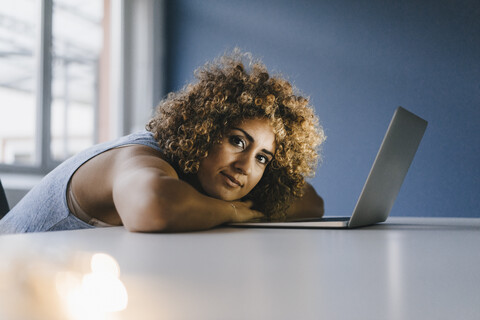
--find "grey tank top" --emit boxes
[0,131,162,234]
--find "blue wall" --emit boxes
[164,0,480,217]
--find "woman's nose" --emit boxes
[233,154,253,175]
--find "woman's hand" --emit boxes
[229,200,264,223]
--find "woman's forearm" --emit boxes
[147,177,234,232]
[285,183,324,220]
[113,169,261,232]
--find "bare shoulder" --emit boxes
[69,144,178,226]
[71,144,178,209]
[112,144,178,179]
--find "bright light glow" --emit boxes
[56,253,128,320]
[91,253,121,278]
[82,272,128,312]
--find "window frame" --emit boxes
[0,0,107,175]
[0,0,58,174]
[0,0,166,176]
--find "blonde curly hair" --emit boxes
[146,49,325,219]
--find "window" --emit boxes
[0,0,108,173]
[0,1,37,166]
[1,0,166,179]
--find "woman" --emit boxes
[0,50,326,233]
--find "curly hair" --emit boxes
[146,49,325,220]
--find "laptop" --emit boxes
[230,106,428,229]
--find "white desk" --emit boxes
[1,217,480,320]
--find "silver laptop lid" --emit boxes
[348,107,427,228]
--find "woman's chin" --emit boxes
[205,189,240,202]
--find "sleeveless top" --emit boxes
[0,131,162,234]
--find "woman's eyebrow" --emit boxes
[232,127,274,158]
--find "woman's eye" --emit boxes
[229,136,245,149]
[257,155,268,165]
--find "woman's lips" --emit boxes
[221,172,242,187]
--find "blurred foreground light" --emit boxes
[82,272,128,312]
[56,252,128,320]
[91,253,120,278]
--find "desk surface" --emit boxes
[1,217,480,320]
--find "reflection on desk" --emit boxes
[1,217,479,320]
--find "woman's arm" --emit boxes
[285,183,324,220]
[112,150,262,233]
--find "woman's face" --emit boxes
[197,118,276,201]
